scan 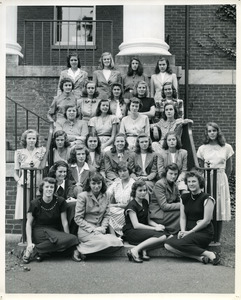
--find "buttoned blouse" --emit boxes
[74,191,110,233]
[120,114,150,137]
[88,115,119,137]
[55,119,88,142]
[122,74,150,93]
[77,97,100,122]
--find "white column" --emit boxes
[6,6,23,58]
[117,5,171,56]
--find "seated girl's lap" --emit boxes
[124,228,167,244]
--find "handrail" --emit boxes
[38,123,54,171]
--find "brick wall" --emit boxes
[165,5,236,69]
[17,6,123,66]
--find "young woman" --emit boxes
[159,82,184,119]
[123,180,169,263]
[68,145,95,194]
[74,172,123,257]
[57,52,88,98]
[88,99,119,151]
[157,131,188,192]
[197,122,234,242]
[23,177,80,263]
[107,161,135,237]
[93,52,121,99]
[52,130,71,163]
[104,133,131,184]
[133,80,156,121]
[85,132,105,178]
[109,83,129,120]
[48,78,77,125]
[14,129,46,219]
[120,97,150,151]
[151,102,192,153]
[129,133,157,194]
[55,105,88,146]
[122,57,149,99]
[165,171,221,265]
[149,163,181,235]
[150,57,178,102]
[77,81,100,124]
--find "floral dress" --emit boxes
[14,147,46,219]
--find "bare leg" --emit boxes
[131,236,167,257]
[108,225,117,236]
[164,243,203,262]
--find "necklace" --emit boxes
[41,200,57,211]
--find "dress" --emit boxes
[57,68,88,99]
[149,177,181,234]
[197,143,234,221]
[107,177,135,235]
[53,147,71,163]
[119,114,150,151]
[88,115,119,149]
[165,192,215,255]
[77,97,100,123]
[29,195,78,254]
[14,147,46,219]
[152,118,184,153]
[48,93,77,125]
[151,73,178,102]
[55,119,88,143]
[123,199,169,245]
[93,70,121,99]
[75,191,123,254]
[137,96,155,115]
[122,74,149,99]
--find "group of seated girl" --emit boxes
[17,51,233,267]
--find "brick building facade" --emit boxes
[6,5,236,234]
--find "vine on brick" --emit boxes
[216,5,236,23]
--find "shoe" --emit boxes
[201,256,210,264]
[72,251,81,262]
[212,252,221,266]
[36,254,44,262]
[141,252,150,261]
[22,246,34,264]
[22,254,30,264]
[127,249,143,263]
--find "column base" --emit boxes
[6,42,23,66]
[117,38,171,56]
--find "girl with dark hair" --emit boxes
[197,122,234,242]
[107,161,135,237]
[74,172,123,256]
[48,77,77,125]
[159,82,184,119]
[93,52,121,99]
[123,180,169,263]
[85,133,105,178]
[55,105,88,146]
[57,52,88,98]
[165,171,220,265]
[104,133,130,184]
[88,99,119,151]
[157,131,188,192]
[68,145,95,194]
[14,129,46,219]
[133,80,156,121]
[149,163,181,235]
[151,102,193,153]
[109,83,129,120]
[150,57,178,103]
[23,177,80,264]
[122,57,149,99]
[120,97,150,151]
[52,130,71,163]
[77,81,100,124]
[129,133,157,194]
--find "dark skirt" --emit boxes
[33,226,79,254]
[124,228,168,245]
[151,210,180,235]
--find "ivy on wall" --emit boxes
[194,5,236,61]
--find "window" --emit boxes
[54,6,95,47]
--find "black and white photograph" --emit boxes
[2,0,240,299]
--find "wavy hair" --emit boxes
[161,82,177,99]
[83,171,107,194]
[68,145,89,164]
[95,99,112,116]
[111,133,129,153]
[161,163,180,179]
[110,83,125,105]
[162,102,178,120]
[52,130,70,148]
[203,122,226,146]
[20,129,39,148]
[82,80,99,98]
[48,160,71,180]
[59,77,74,92]
[66,52,81,68]
[162,131,182,150]
[184,170,205,189]
[85,132,102,155]
[63,105,79,119]
[127,97,143,111]
[154,57,172,75]
[127,57,144,76]
[38,177,56,195]
[99,52,115,70]
[130,180,147,199]
[133,80,149,98]
[135,133,153,154]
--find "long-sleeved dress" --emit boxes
[149,177,181,234]
[197,143,234,221]
[14,147,46,219]
[165,192,215,255]
[74,191,123,254]
[122,73,149,99]
[29,195,79,255]
[151,72,178,102]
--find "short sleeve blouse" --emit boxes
[124,199,149,230]
[88,115,119,136]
